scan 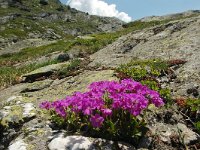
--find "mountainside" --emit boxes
[0,9,200,150]
[139,10,200,22]
[0,0,123,52]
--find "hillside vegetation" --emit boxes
[1,13,198,88]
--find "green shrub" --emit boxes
[185,98,200,133]
[116,59,172,104]
[186,98,200,112]
[0,60,59,88]
[176,98,200,133]
[116,59,168,81]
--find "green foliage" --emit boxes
[0,120,6,139]
[116,59,172,104]
[0,34,116,67]
[116,59,168,81]
[0,34,114,87]
[57,59,81,78]
[70,36,117,54]
[0,60,59,88]
[159,88,171,103]
[67,59,81,70]
[195,121,200,134]
[141,80,171,104]
[141,80,159,91]
[0,40,73,66]
[176,98,200,133]
[186,98,200,112]
[0,16,177,88]
[185,98,200,133]
[90,110,147,144]
[0,28,26,38]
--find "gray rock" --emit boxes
[21,79,53,92]
[8,118,53,150]
[138,137,152,149]
[22,62,70,82]
[39,13,51,18]
[49,14,59,20]
[27,69,118,102]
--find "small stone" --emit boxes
[186,88,199,97]
[3,106,11,110]
[57,53,70,62]
[138,137,152,148]
[160,76,169,83]
[118,142,136,150]
[6,96,22,102]
[160,130,172,143]
[0,109,9,118]
[9,139,27,150]
[177,123,200,145]
[22,103,36,118]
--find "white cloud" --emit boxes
[66,0,132,22]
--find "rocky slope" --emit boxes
[89,13,200,98]
[0,10,200,150]
[0,0,123,53]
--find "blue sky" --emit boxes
[60,0,200,21]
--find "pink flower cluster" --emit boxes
[40,79,164,128]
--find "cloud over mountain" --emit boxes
[67,0,132,22]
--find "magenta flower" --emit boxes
[39,101,52,110]
[90,114,104,128]
[40,79,164,128]
[55,107,66,118]
[83,108,92,115]
[101,108,112,117]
